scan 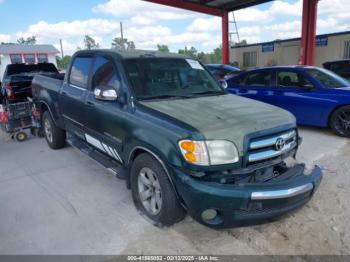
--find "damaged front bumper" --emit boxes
[172,164,322,229]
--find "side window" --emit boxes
[245,72,272,86]
[92,56,121,91]
[69,56,93,88]
[277,71,312,88]
[232,75,245,85]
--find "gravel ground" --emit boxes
[122,138,350,255]
[0,128,349,255]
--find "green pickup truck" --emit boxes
[32,49,322,228]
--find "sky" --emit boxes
[0,0,350,55]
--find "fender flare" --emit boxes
[39,100,58,126]
[128,146,183,202]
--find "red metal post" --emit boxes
[307,0,318,65]
[222,11,229,64]
[299,0,318,65]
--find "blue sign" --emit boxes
[316,36,328,47]
[262,42,274,53]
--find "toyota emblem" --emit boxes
[275,138,285,151]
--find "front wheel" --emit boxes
[42,111,66,149]
[330,106,350,138]
[130,153,186,227]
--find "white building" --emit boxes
[0,44,59,80]
[230,31,350,70]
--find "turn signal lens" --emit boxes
[185,152,196,163]
[179,139,240,166]
[180,141,195,152]
[178,140,209,166]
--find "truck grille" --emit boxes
[247,129,297,164]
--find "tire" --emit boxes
[30,127,45,138]
[130,153,186,227]
[42,111,66,149]
[15,132,27,142]
[330,105,350,138]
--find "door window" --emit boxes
[92,56,121,91]
[244,71,273,86]
[69,56,93,88]
[277,71,312,88]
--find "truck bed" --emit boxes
[31,73,64,100]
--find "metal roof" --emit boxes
[0,44,59,54]
[183,0,273,11]
[144,0,273,15]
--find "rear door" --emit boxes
[60,55,93,137]
[83,55,125,164]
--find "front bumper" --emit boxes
[172,165,322,229]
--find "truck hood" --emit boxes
[141,94,296,155]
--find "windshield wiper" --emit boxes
[140,94,193,101]
[190,90,226,96]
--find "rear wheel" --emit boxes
[42,111,66,149]
[15,132,27,142]
[330,106,350,138]
[130,153,186,227]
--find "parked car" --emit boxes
[0,63,59,105]
[206,64,241,80]
[226,66,350,137]
[32,50,322,228]
[323,59,350,81]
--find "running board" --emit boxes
[66,134,127,179]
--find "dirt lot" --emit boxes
[0,127,349,255]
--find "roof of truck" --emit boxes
[75,49,191,60]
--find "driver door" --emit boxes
[83,55,126,164]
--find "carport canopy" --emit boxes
[143,0,318,66]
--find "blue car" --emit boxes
[226,66,350,137]
[206,64,241,81]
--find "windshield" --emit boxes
[306,68,350,88]
[124,58,225,100]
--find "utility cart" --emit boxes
[0,101,34,142]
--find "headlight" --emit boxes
[179,140,239,166]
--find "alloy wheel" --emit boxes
[137,167,162,215]
[44,118,53,143]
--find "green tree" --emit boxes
[157,44,169,53]
[17,36,37,45]
[56,55,72,70]
[178,46,197,58]
[83,35,100,50]
[235,39,247,46]
[111,37,135,51]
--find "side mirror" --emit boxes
[219,79,228,89]
[94,85,118,101]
